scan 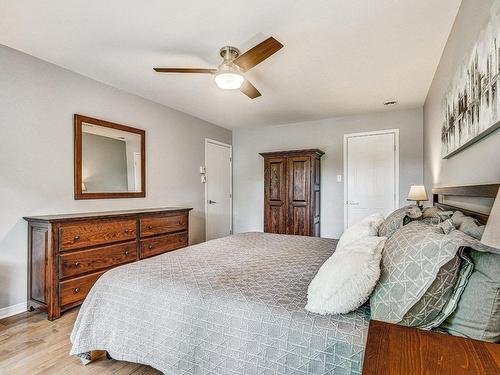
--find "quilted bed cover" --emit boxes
[70,232,370,374]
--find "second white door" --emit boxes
[205,139,232,241]
[344,130,399,228]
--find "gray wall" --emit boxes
[0,45,231,310]
[423,0,500,192]
[82,133,128,192]
[233,108,423,238]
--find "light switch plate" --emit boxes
[337,175,342,182]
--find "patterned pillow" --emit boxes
[462,225,485,241]
[378,205,422,238]
[370,221,483,328]
[451,211,478,229]
[438,219,455,234]
[422,206,453,225]
[440,250,500,342]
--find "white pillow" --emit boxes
[305,236,387,315]
[361,212,385,227]
[337,213,384,252]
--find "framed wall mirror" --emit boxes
[74,114,146,199]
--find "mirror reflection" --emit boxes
[81,122,142,193]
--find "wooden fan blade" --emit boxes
[153,68,216,74]
[240,80,261,99]
[233,37,283,72]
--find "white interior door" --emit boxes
[205,139,232,241]
[344,130,399,228]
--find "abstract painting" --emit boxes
[442,1,500,158]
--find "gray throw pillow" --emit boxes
[438,219,456,234]
[378,205,422,238]
[450,211,489,242]
[451,211,478,231]
[422,206,453,225]
[440,250,500,342]
[462,225,485,241]
[370,221,484,328]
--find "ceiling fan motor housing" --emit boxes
[220,46,240,61]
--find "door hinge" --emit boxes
[229,193,232,198]
[229,157,232,162]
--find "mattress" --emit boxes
[70,232,370,374]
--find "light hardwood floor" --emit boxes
[0,308,161,375]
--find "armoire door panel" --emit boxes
[288,157,310,203]
[269,160,285,201]
[263,157,287,234]
[288,157,311,202]
[290,206,308,236]
[287,156,311,235]
[269,204,286,234]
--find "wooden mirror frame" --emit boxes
[74,114,146,200]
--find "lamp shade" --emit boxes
[481,189,500,249]
[407,185,428,202]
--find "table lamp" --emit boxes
[407,185,428,209]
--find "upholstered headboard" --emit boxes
[432,184,500,225]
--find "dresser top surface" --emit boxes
[24,207,193,222]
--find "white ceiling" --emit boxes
[0,0,461,129]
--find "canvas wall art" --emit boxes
[442,1,500,158]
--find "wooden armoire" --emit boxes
[260,149,324,237]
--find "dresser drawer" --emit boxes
[60,219,137,251]
[59,271,105,309]
[140,231,188,258]
[140,213,188,237]
[59,241,137,279]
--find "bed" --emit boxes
[70,183,499,374]
[70,233,370,374]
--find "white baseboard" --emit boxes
[0,301,27,320]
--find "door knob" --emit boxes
[208,200,217,204]
[349,201,359,206]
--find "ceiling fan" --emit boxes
[153,37,283,99]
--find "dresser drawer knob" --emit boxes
[148,245,153,250]
[124,229,129,233]
[74,235,80,241]
[147,226,152,230]
[74,287,81,294]
[124,250,130,255]
[74,262,80,267]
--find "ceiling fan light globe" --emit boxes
[214,72,244,90]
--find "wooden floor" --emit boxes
[0,308,161,375]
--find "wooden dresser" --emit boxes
[260,149,324,236]
[24,207,192,320]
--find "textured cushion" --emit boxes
[337,213,384,251]
[422,206,453,225]
[441,250,500,342]
[438,219,456,234]
[422,206,443,219]
[378,205,422,238]
[370,221,485,328]
[462,225,485,240]
[306,236,387,315]
[453,214,485,240]
[451,211,478,230]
